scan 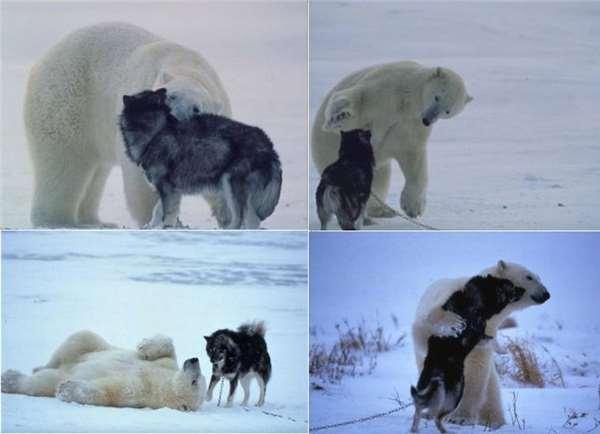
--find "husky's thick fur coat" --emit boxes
[119,89,282,229]
[410,275,526,433]
[204,322,271,407]
[316,129,374,230]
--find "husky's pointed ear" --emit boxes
[497,260,508,273]
[204,336,210,342]
[122,95,133,107]
[323,86,362,132]
[466,94,474,104]
[155,87,168,103]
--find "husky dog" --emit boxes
[410,275,526,433]
[204,321,271,407]
[118,88,282,229]
[316,129,374,230]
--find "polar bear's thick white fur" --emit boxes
[25,22,231,228]
[1,331,206,412]
[312,61,472,218]
[412,261,550,428]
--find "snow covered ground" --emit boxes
[309,1,600,230]
[1,1,308,229]
[309,232,600,433]
[1,231,308,432]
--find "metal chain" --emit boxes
[369,191,439,230]
[310,402,413,432]
[217,377,225,407]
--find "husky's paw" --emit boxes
[255,399,265,407]
[137,335,175,361]
[56,380,98,405]
[225,400,234,408]
[206,390,213,402]
[400,188,426,218]
[433,311,466,337]
[2,370,24,393]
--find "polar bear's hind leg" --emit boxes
[136,334,176,361]
[77,163,117,227]
[2,368,65,397]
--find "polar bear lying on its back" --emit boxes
[412,261,550,428]
[312,61,472,219]
[1,331,206,412]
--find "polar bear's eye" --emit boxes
[526,275,533,280]
[434,96,440,102]
[445,110,450,115]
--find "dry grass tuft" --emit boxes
[498,337,545,387]
[310,317,405,383]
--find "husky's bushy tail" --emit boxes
[250,159,282,221]
[238,321,267,337]
[410,377,442,406]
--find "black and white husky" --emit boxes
[204,321,271,407]
[118,88,282,229]
[316,129,374,230]
[410,275,526,433]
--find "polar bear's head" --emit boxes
[421,67,473,127]
[482,260,550,315]
[154,71,225,120]
[171,357,206,411]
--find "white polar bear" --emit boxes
[312,61,472,219]
[1,330,206,412]
[25,22,231,228]
[412,261,550,428]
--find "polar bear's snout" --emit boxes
[421,103,440,127]
[531,286,550,304]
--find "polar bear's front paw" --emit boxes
[57,380,98,405]
[447,413,477,427]
[400,188,426,218]
[1,369,24,393]
[433,311,466,337]
[137,335,175,361]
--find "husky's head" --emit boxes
[420,67,472,127]
[204,332,240,374]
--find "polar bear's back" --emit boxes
[24,23,162,159]
[414,276,470,323]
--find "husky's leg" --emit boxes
[221,175,242,229]
[317,202,331,230]
[157,185,182,228]
[240,373,252,406]
[226,374,239,407]
[434,415,448,434]
[410,407,422,433]
[121,158,160,228]
[2,368,65,397]
[206,374,220,401]
[145,201,164,228]
[256,374,266,406]
[242,199,261,229]
[136,335,176,361]
[77,163,117,227]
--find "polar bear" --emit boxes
[312,61,472,219]
[25,22,231,228]
[412,261,550,429]
[1,330,206,412]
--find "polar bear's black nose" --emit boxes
[422,118,430,127]
[189,358,199,364]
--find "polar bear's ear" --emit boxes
[323,88,360,132]
[433,67,445,79]
[497,260,508,272]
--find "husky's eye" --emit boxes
[445,110,450,114]
[526,275,533,280]
[192,380,197,386]
[434,96,440,102]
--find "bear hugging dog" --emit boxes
[1,331,205,412]
[412,260,550,429]
[312,61,472,220]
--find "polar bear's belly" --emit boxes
[68,350,143,380]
